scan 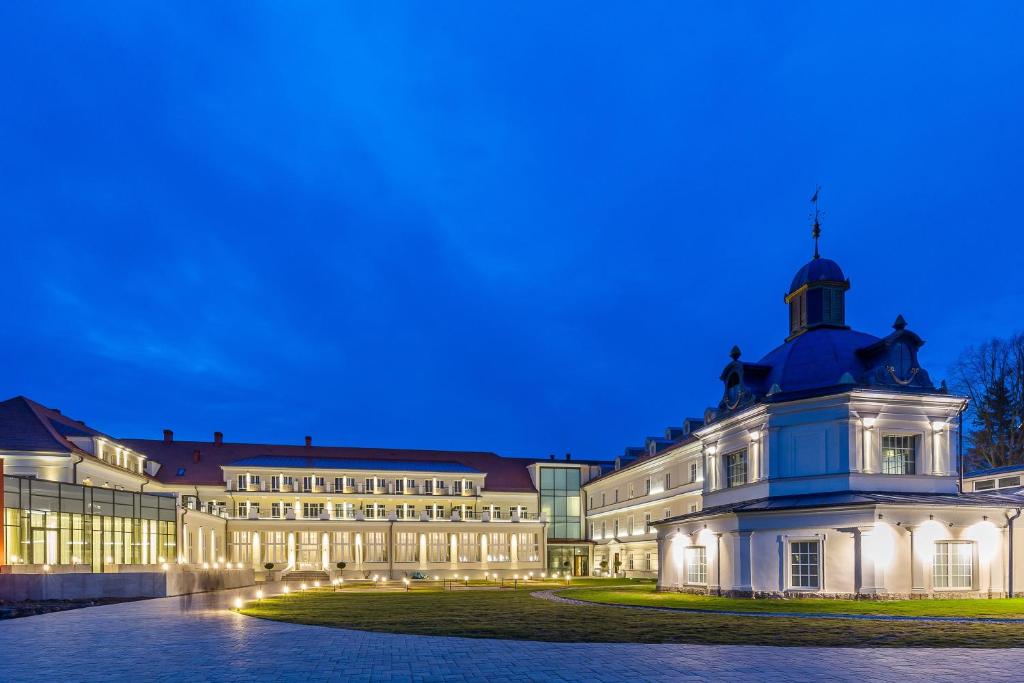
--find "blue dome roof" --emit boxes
[757,327,880,394]
[789,257,845,294]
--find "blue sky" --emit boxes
[1,3,1022,458]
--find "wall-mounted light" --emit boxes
[862,417,876,429]
[749,431,760,442]
[931,422,946,433]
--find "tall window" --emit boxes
[613,519,619,537]
[457,532,480,563]
[330,532,352,561]
[334,477,345,492]
[487,533,509,562]
[644,512,652,533]
[394,532,419,563]
[725,449,747,487]
[427,533,449,562]
[395,478,404,494]
[264,531,287,564]
[689,461,698,483]
[363,532,387,563]
[229,531,252,564]
[538,467,582,540]
[686,546,706,584]
[665,473,672,490]
[302,502,324,518]
[934,541,973,589]
[882,434,916,475]
[790,540,820,589]
[644,478,651,495]
[517,532,540,562]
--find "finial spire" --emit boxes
[810,186,821,259]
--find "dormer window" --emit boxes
[725,372,742,409]
[890,342,913,379]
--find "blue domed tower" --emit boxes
[783,237,850,340]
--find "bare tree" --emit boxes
[951,332,1024,470]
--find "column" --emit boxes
[856,526,881,595]
[252,531,262,571]
[732,531,753,595]
[906,526,926,594]
[656,531,667,588]
[709,533,723,595]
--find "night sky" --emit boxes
[2,3,1022,458]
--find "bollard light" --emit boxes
[233,597,243,609]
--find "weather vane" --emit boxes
[810,186,822,259]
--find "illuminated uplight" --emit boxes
[313,580,320,588]
[219,556,225,563]
[233,597,243,609]
[964,520,1000,563]
[203,562,210,570]
[42,564,51,572]
[914,520,947,559]
[256,589,264,600]
[300,582,307,590]
[212,562,220,569]
[866,522,896,569]
[670,534,687,568]
[282,586,290,594]
[158,556,166,563]
[161,563,170,571]
[105,556,114,564]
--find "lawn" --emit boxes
[238,584,1024,647]
[566,584,1024,619]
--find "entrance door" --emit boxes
[297,532,320,569]
[573,555,588,577]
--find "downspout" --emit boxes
[958,407,965,494]
[1008,508,1022,598]
[388,518,395,580]
[72,452,84,482]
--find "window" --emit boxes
[271,502,281,518]
[229,531,252,564]
[629,484,635,498]
[644,478,651,495]
[627,516,634,535]
[644,513,651,533]
[882,434,916,475]
[363,532,387,563]
[302,476,313,492]
[457,532,479,563]
[665,473,671,490]
[395,479,404,494]
[264,531,287,564]
[236,474,246,490]
[270,475,280,491]
[424,480,434,494]
[601,522,606,539]
[426,533,449,562]
[251,474,261,486]
[627,553,635,570]
[453,480,463,494]
[999,476,1021,488]
[664,507,672,520]
[613,519,619,537]
[690,504,698,513]
[690,462,698,483]
[589,496,594,510]
[974,479,995,491]
[334,477,345,492]
[601,493,606,507]
[365,477,375,491]
[615,489,619,503]
[487,533,509,562]
[394,532,419,563]
[517,532,540,562]
[790,540,821,589]
[686,547,707,584]
[725,449,747,487]
[644,552,653,571]
[934,541,973,589]
[330,532,352,561]
[302,502,324,518]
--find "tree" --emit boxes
[952,333,1024,470]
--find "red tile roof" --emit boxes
[0,396,104,455]
[119,438,541,492]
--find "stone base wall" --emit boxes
[0,568,254,601]
[657,585,1009,600]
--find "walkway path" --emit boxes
[1,585,1023,682]
[534,589,1024,624]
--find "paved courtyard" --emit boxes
[2,586,1023,682]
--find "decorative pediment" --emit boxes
[855,315,934,390]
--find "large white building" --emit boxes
[645,245,1024,598]
[4,236,1024,599]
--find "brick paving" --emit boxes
[1,585,1022,681]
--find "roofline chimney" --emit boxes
[163,429,173,444]
[214,431,223,446]
[305,436,312,448]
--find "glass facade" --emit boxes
[539,466,582,539]
[3,475,177,571]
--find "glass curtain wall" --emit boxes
[3,475,177,571]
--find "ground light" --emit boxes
[313,580,320,588]
[233,597,243,610]
[403,577,410,591]
[255,589,263,603]
[161,563,169,571]
[300,582,307,590]
[282,586,290,594]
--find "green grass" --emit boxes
[566,584,1024,618]
[239,585,1024,647]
